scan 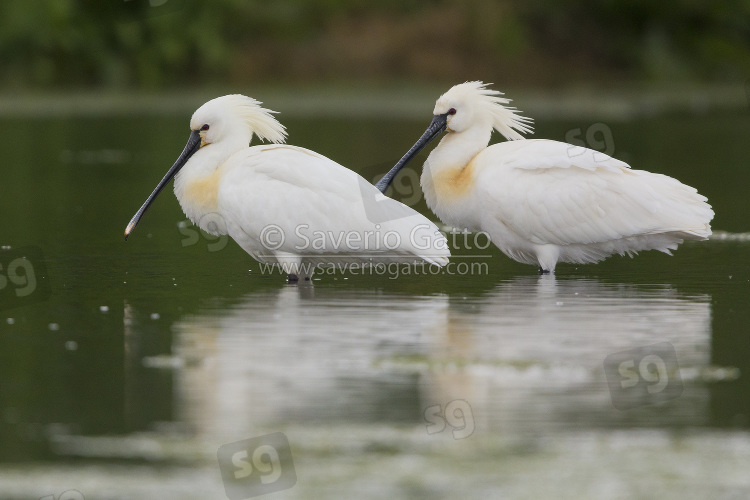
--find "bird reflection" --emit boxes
[422,276,711,433]
[157,277,711,443]
[171,285,449,441]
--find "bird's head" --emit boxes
[375,81,533,193]
[189,94,287,148]
[433,81,533,139]
[124,95,287,239]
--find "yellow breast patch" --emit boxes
[431,157,477,200]
[184,168,223,211]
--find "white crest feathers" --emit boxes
[440,81,533,140]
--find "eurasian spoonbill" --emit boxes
[377,82,713,273]
[125,95,450,280]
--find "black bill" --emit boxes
[375,112,448,193]
[124,130,201,240]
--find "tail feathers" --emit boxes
[559,230,705,265]
[645,223,712,241]
[672,227,712,240]
[647,175,714,240]
[422,255,450,267]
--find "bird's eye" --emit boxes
[200,124,210,131]
[448,108,457,115]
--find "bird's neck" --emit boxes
[174,136,247,226]
[420,127,490,220]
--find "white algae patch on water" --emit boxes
[709,231,750,242]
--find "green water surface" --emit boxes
[0,106,748,499]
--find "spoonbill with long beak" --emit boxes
[125,95,449,280]
[377,82,713,273]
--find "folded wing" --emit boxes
[478,139,713,247]
[219,145,450,266]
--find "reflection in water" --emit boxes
[168,277,712,443]
[424,276,711,432]
[173,285,449,442]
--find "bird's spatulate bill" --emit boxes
[375,113,448,193]
[124,130,202,240]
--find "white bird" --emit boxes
[125,95,449,281]
[377,81,714,273]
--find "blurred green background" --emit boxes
[3,0,749,90]
[1,3,750,499]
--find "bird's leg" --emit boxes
[287,273,299,283]
[535,246,558,275]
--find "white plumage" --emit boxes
[125,95,450,280]
[379,81,713,273]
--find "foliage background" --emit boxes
[2,0,749,90]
